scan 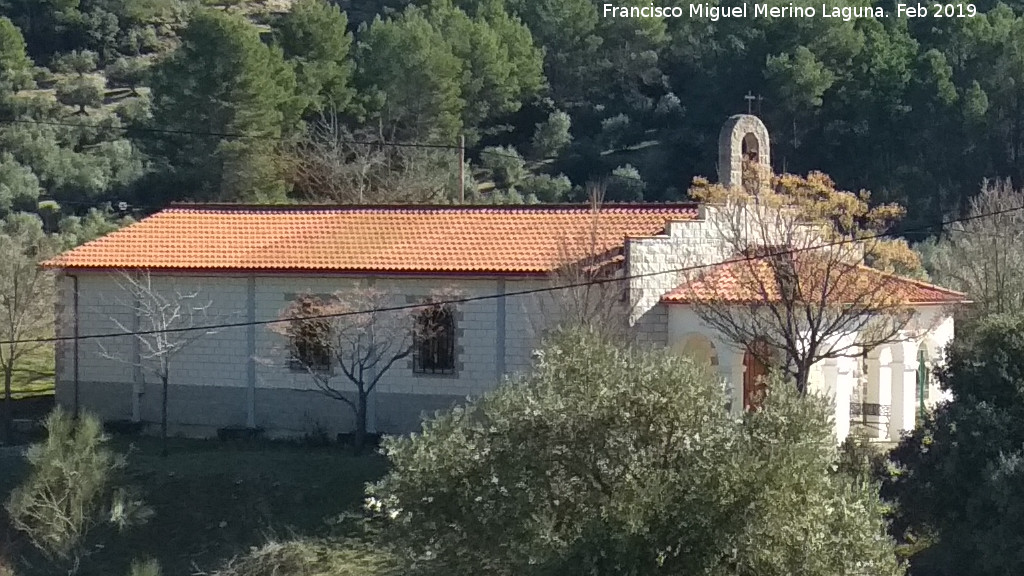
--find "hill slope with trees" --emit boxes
[0,0,1020,230]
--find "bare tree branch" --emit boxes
[922,178,1024,317]
[286,109,458,204]
[536,182,634,341]
[97,270,236,456]
[0,218,60,442]
[685,167,929,394]
[270,288,454,452]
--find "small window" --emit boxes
[413,304,456,375]
[289,300,332,373]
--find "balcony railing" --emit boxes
[849,402,891,418]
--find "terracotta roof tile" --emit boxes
[43,204,699,274]
[661,255,968,306]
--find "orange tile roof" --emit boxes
[43,204,699,274]
[661,256,968,306]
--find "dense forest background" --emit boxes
[0,0,1021,234]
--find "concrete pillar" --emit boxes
[132,294,143,423]
[864,351,893,441]
[889,359,917,440]
[246,275,256,429]
[821,358,848,442]
[496,279,507,381]
[878,353,893,441]
[888,341,919,439]
[366,278,378,433]
[720,348,746,415]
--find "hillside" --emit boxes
[0,0,1019,231]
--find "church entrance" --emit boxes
[743,341,772,410]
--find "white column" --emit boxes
[888,342,918,440]
[878,357,892,441]
[131,297,143,423]
[864,355,891,441]
[246,275,256,429]
[720,349,745,415]
[821,358,848,442]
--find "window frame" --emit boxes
[288,300,333,374]
[412,303,457,375]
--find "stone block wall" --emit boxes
[54,272,561,437]
[626,207,734,342]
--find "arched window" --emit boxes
[676,334,718,368]
[742,132,760,161]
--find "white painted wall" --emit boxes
[58,273,249,387]
[55,273,578,411]
[249,275,503,398]
[52,231,958,441]
[665,301,957,443]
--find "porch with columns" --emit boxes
[671,329,944,443]
[845,340,930,443]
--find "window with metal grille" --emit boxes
[289,299,332,373]
[413,304,456,374]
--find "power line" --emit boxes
[2,202,1014,347]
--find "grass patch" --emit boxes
[213,538,398,576]
[0,346,55,400]
[1,436,387,576]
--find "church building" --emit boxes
[42,115,965,442]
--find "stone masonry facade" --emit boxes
[54,273,575,437]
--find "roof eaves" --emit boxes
[163,202,703,213]
[855,265,969,300]
[40,264,561,276]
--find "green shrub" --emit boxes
[480,146,526,191]
[530,110,572,159]
[837,429,887,484]
[370,329,902,576]
[518,173,572,203]
[4,409,151,568]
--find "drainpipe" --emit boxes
[71,273,80,420]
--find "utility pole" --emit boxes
[459,134,465,203]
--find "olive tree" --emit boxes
[368,329,903,576]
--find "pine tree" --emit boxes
[149,9,300,202]
[0,16,32,90]
[275,0,356,117]
[356,10,464,143]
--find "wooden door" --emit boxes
[743,342,771,410]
